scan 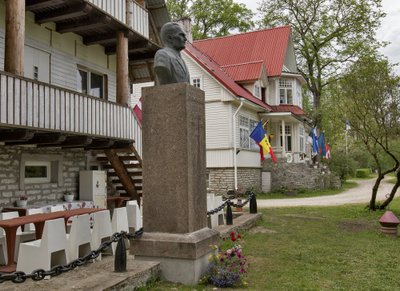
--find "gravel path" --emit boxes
[257,178,397,208]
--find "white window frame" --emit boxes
[24,161,51,184]
[239,115,258,150]
[191,75,203,89]
[280,124,292,152]
[77,67,105,98]
[299,126,305,152]
[20,154,63,189]
[254,84,261,98]
[279,78,293,104]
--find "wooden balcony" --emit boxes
[0,71,140,149]
[26,0,159,61]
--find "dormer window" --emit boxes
[254,84,260,97]
[279,79,293,104]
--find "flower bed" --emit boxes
[202,231,249,288]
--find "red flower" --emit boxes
[237,233,241,239]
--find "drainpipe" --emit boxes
[233,98,244,190]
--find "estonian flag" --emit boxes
[250,122,277,163]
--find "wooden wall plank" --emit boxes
[20,80,27,126]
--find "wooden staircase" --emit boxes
[95,146,143,202]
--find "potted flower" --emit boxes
[63,191,74,203]
[16,194,28,207]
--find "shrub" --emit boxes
[355,168,371,178]
[326,151,357,181]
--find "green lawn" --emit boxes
[256,180,358,199]
[141,199,400,290]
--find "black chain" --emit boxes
[207,192,255,215]
[0,228,143,284]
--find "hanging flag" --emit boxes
[318,132,326,157]
[325,144,331,159]
[310,127,319,156]
[250,122,277,163]
[133,97,142,124]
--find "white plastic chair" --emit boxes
[66,214,92,262]
[207,194,218,229]
[91,210,113,260]
[126,201,142,232]
[214,195,226,226]
[14,208,44,261]
[111,207,130,253]
[49,205,65,212]
[17,218,68,274]
[0,212,22,265]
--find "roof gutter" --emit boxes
[233,97,244,190]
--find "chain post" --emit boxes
[114,234,127,272]
[226,202,233,225]
[249,193,257,214]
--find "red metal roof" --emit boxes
[221,61,264,82]
[269,104,306,116]
[193,26,291,77]
[184,42,271,111]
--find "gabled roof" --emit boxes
[184,42,272,111]
[221,61,264,82]
[193,26,292,77]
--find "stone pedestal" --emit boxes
[130,83,219,284]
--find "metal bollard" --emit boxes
[249,194,258,214]
[114,237,127,272]
[226,203,233,225]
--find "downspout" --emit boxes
[233,98,244,190]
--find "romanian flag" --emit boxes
[250,122,277,163]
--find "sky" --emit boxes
[236,0,400,74]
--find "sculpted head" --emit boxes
[160,22,187,51]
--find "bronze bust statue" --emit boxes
[154,22,190,85]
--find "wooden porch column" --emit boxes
[281,119,286,157]
[116,31,129,105]
[4,0,25,76]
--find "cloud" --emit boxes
[377,2,400,73]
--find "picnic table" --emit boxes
[0,208,104,273]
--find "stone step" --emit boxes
[0,255,160,290]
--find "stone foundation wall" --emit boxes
[262,158,341,191]
[207,167,261,196]
[0,145,87,208]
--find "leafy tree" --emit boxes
[258,0,385,127]
[166,0,255,40]
[166,0,191,20]
[331,55,400,210]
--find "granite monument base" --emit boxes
[131,227,219,285]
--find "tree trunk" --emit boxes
[369,174,384,210]
[379,170,400,209]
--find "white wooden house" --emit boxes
[0,0,169,207]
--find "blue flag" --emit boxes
[318,132,326,157]
[311,127,318,156]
